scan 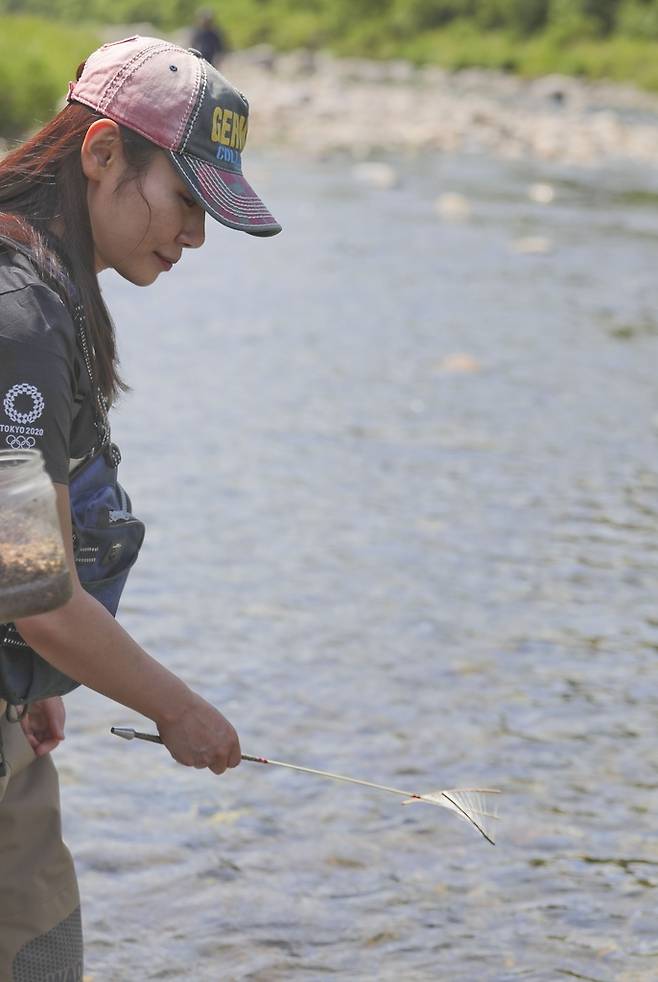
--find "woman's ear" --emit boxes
[80,119,124,182]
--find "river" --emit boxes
[58,148,658,981]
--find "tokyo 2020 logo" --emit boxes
[3,383,45,425]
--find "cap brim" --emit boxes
[168,151,281,237]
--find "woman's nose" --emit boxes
[179,209,206,249]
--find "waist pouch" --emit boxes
[0,443,145,707]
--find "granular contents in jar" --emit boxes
[0,538,72,621]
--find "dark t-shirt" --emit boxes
[0,249,97,484]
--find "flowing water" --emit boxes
[58,149,658,981]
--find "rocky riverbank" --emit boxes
[198,43,658,169]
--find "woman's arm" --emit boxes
[14,483,240,774]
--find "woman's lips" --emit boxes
[154,252,173,271]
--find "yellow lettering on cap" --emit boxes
[211,106,223,143]
[236,114,248,151]
[211,106,248,151]
[220,109,233,146]
[229,116,239,149]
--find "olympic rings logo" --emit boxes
[3,383,45,425]
[6,434,36,449]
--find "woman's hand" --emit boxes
[156,694,241,775]
[20,696,66,756]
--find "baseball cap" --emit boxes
[67,35,281,237]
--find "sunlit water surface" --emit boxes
[56,149,658,981]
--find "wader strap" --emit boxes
[0,701,27,778]
[0,699,6,778]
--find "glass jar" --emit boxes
[0,449,72,622]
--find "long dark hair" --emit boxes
[0,90,158,403]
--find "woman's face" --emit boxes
[83,121,206,284]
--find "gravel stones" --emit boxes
[0,537,72,622]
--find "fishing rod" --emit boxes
[111,727,500,844]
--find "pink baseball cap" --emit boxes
[68,35,281,237]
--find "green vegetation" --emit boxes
[4,0,658,46]
[0,0,196,29]
[0,17,99,136]
[389,23,658,91]
[3,1,658,136]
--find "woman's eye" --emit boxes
[181,194,196,208]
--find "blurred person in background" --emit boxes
[190,7,228,66]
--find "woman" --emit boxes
[0,35,281,980]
